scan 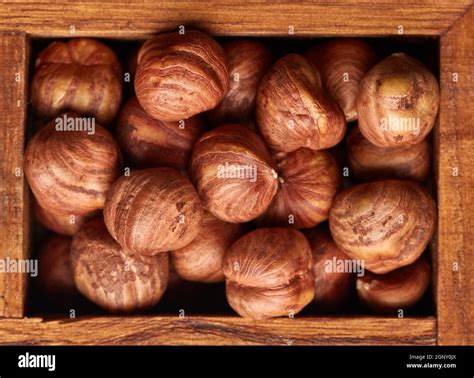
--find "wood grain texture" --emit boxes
[0,0,471,38]
[0,316,436,345]
[436,6,474,346]
[0,33,30,318]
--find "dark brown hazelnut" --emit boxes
[356,255,431,312]
[71,218,169,312]
[208,40,272,126]
[347,126,431,182]
[116,97,205,170]
[104,168,203,255]
[261,148,341,229]
[135,30,229,122]
[190,124,278,223]
[170,211,241,283]
[223,228,315,319]
[31,38,122,125]
[256,54,346,152]
[24,113,122,215]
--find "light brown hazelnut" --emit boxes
[170,211,241,283]
[305,39,376,122]
[306,227,354,310]
[116,97,205,170]
[260,148,341,229]
[71,218,169,312]
[190,124,278,223]
[357,53,439,147]
[135,30,229,122]
[329,180,436,274]
[31,38,122,125]
[24,113,122,215]
[104,167,203,255]
[208,40,272,126]
[356,255,431,313]
[347,126,431,182]
[223,228,315,319]
[37,235,82,307]
[256,54,346,152]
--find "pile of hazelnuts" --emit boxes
[26,31,439,319]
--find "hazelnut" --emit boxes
[356,255,431,313]
[347,126,431,182]
[71,218,169,312]
[104,167,203,255]
[24,113,122,215]
[208,40,272,126]
[306,227,354,310]
[256,54,346,152]
[37,235,82,307]
[116,97,205,170]
[135,30,229,122]
[34,200,94,236]
[260,148,341,229]
[223,228,315,319]
[170,211,241,283]
[329,180,436,274]
[31,38,122,125]
[190,124,278,223]
[305,39,376,122]
[357,53,439,147]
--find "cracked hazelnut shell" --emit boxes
[170,211,241,283]
[347,126,431,182]
[329,180,436,274]
[306,39,376,122]
[71,218,169,312]
[135,30,229,122]
[223,228,315,319]
[357,53,439,147]
[104,167,203,255]
[256,54,346,152]
[208,40,272,126]
[24,113,122,215]
[190,124,278,223]
[357,255,431,312]
[261,148,341,229]
[116,97,205,169]
[31,38,122,125]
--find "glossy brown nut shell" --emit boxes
[71,218,169,312]
[347,126,431,182]
[190,124,278,223]
[31,38,122,125]
[223,228,315,319]
[24,113,122,215]
[256,54,346,152]
[329,180,436,274]
[135,30,229,122]
[261,148,341,229]
[357,53,439,147]
[170,211,241,283]
[116,97,205,170]
[104,168,203,255]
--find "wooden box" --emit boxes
[0,0,472,346]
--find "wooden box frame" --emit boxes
[0,0,472,346]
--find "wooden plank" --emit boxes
[0,316,436,345]
[436,6,474,345]
[0,0,470,38]
[0,33,30,318]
